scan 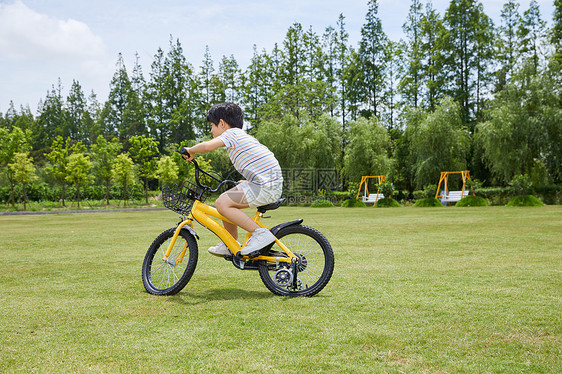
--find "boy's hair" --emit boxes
[206,102,244,129]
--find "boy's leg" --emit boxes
[215,187,259,241]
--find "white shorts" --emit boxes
[237,181,283,208]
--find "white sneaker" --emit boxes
[208,242,232,257]
[240,228,276,256]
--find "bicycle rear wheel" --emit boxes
[142,228,198,295]
[258,225,334,297]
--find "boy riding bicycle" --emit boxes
[182,102,283,257]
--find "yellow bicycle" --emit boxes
[142,155,335,297]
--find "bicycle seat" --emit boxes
[257,198,286,213]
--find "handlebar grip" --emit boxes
[177,148,190,158]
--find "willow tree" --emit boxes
[343,116,393,184]
[409,97,470,188]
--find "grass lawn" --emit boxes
[1,206,560,373]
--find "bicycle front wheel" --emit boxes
[142,228,198,295]
[258,224,334,297]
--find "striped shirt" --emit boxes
[218,128,283,187]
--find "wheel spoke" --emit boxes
[260,226,333,296]
[142,229,198,295]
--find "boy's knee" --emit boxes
[215,195,230,213]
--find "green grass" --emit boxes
[1,206,561,373]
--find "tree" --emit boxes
[343,116,393,184]
[552,0,562,63]
[101,54,133,140]
[112,153,136,206]
[497,0,522,89]
[357,0,388,118]
[420,3,445,110]
[129,135,159,203]
[66,153,92,207]
[241,45,270,129]
[331,14,353,174]
[518,0,546,74]
[400,0,424,108]
[342,49,363,122]
[126,52,149,139]
[145,38,199,150]
[90,135,122,205]
[8,153,37,210]
[218,54,241,103]
[477,63,561,184]
[35,80,65,149]
[65,80,87,142]
[440,0,494,127]
[199,45,215,129]
[45,136,85,206]
[409,97,470,188]
[381,40,402,129]
[473,8,495,123]
[145,47,168,145]
[164,37,199,148]
[84,91,102,143]
[0,126,31,207]
[156,155,179,186]
[323,25,337,118]
[262,23,308,120]
[255,114,339,170]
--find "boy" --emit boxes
[182,103,283,257]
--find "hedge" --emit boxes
[475,185,561,205]
[0,183,147,203]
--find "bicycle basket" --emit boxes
[162,181,205,215]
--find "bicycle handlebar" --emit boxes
[176,148,237,193]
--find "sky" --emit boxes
[0,0,555,115]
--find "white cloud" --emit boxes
[0,0,106,61]
[0,0,113,112]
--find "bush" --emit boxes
[509,174,533,196]
[423,184,437,198]
[378,181,395,198]
[310,199,334,208]
[375,198,401,208]
[413,197,443,207]
[455,196,488,207]
[341,198,367,208]
[475,187,512,205]
[506,195,544,207]
[413,190,426,200]
[533,185,562,205]
[0,182,146,204]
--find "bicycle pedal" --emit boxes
[223,254,233,261]
[235,250,261,259]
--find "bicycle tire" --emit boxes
[258,225,334,297]
[142,228,198,295]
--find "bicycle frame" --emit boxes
[163,199,296,265]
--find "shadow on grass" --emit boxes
[167,287,275,305]
[166,287,331,304]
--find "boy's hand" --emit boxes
[180,147,194,161]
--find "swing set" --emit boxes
[356,175,386,204]
[435,170,474,205]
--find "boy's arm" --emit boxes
[182,138,225,160]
